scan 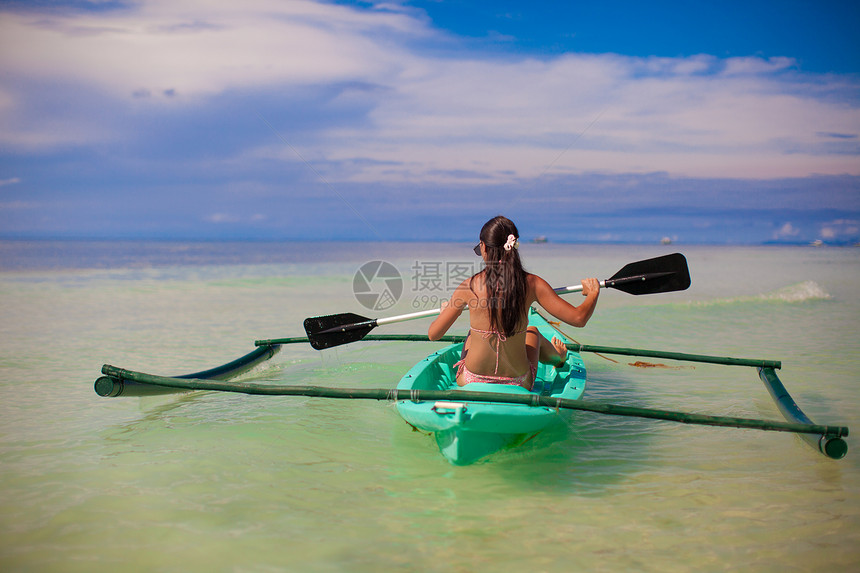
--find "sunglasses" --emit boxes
[473,243,482,256]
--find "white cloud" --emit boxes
[0,0,858,182]
[820,219,859,240]
[326,52,860,181]
[0,200,35,210]
[721,56,795,76]
[774,222,800,239]
[0,0,420,99]
[205,212,267,224]
[205,213,236,223]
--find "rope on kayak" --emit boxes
[386,388,421,403]
[534,307,688,368]
[532,308,619,364]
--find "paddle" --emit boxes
[304,252,690,350]
[553,252,689,296]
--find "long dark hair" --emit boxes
[470,215,528,336]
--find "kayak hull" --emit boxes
[396,308,586,465]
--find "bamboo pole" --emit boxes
[758,367,848,459]
[570,344,781,369]
[99,365,848,438]
[254,334,780,369]
[94,344,280,397]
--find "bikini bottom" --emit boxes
[454,360,536,388]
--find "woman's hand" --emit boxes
[581,277,600,297]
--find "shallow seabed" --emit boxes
[1,242,858,572]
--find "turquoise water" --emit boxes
[1,242,858,571]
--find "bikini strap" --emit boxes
[469,326,525,374]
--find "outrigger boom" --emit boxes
[98,364,847,438]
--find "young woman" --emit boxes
[428,215,600,390]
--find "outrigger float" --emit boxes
[94,254,849,464]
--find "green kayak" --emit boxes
[395,307,587,465]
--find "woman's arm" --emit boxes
[532,275,600,328]
[428,282,470,340]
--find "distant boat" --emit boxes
[810,240,824,247]
[661,237,672,245]
[531,236,548,244]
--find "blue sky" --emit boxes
[1,0,858,244]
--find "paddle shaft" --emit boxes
[318,308,439,335]
[307,253,690,348]
[318,273,672,336]
[554,272,675,295]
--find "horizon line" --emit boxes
[1,236,857,247]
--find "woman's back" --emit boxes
[461,272,533,378]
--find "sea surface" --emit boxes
[1,241,858,572]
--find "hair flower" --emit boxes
[503,234,519,251]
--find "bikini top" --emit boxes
[468,326,527,375]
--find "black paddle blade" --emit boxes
[303,313,376,350]
[607,253,691,295]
